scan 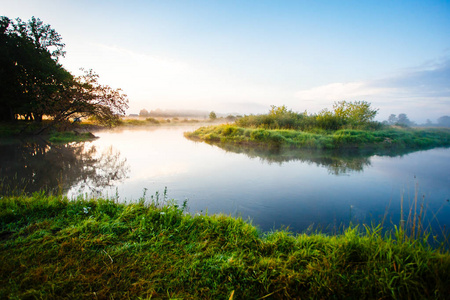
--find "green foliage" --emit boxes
[236,102,379,131]
[236,106,316,130]
[0,16,70,122]
[335,100,378,125]
[50,69,129,128]
[0,16,128,130]
[209,111,217,120]
[316,109,343,130]
[316,101,378,130]
[1,195,449,299]
[48,131,97,143]
[187,124,450,151]
[187,104,450,152]
[0,122,21,137]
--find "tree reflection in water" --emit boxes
[0,139,129,195]
[200,141,424,175]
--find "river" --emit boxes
[1,125,449,235]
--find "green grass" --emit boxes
[1,194,449,299]
[0,123,20,137]
[0,121,100,143]
[117,118,162,126]
[185,125,450,151]
[0,121,49,137]
[48,131,98,143]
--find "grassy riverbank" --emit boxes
[0,120,100,143]
[1,195,449,299]
[186,124,450,151]
[0,117,223,143]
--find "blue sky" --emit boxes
[3,0,450,121]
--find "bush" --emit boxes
[236,106,317,131]
[145,117,160,124]
[236,103,380,132]
[316,110,343,130]
[250,129,269,141]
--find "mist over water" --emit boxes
[2,126,449,234]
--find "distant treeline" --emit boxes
[419,115,450,128]
[382,114,450,128]
[137,108,237,120]
[138,108,210,118]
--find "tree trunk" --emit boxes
[0,106,15,122]
[33,113,43,122]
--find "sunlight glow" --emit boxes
[4,0,449,121]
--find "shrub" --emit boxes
[250,129,269,141]
[145,117,160,124]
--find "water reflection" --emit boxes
[198,140,441,175]
[206,142,369,175]
[1,128,448,240]
[0,139,129,195]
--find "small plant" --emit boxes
[1,193,449,299]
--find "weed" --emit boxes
[1,193,449,299]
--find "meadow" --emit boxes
[186,104,450,151]
[0,116,221,142]
[1,193,449,299]
[186,124,450,151]
[2,104,450,299]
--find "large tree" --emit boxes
[332,100,378,126]
[0,16,128,127]
[0,16,69,122]
[48,69,129,127]
[397,113,414,127]
[316,100,378,130]
[387,114,398,125]
[437,116,450,127]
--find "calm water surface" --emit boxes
[2,125,450,234]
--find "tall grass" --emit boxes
[387,182,450,249]
[186,124,450,151]
[1,192,449,299]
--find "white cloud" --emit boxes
[62,41,450,122]
[295,81,392,103]
[293,59,450,122]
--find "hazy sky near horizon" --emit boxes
[3,0,450,122]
